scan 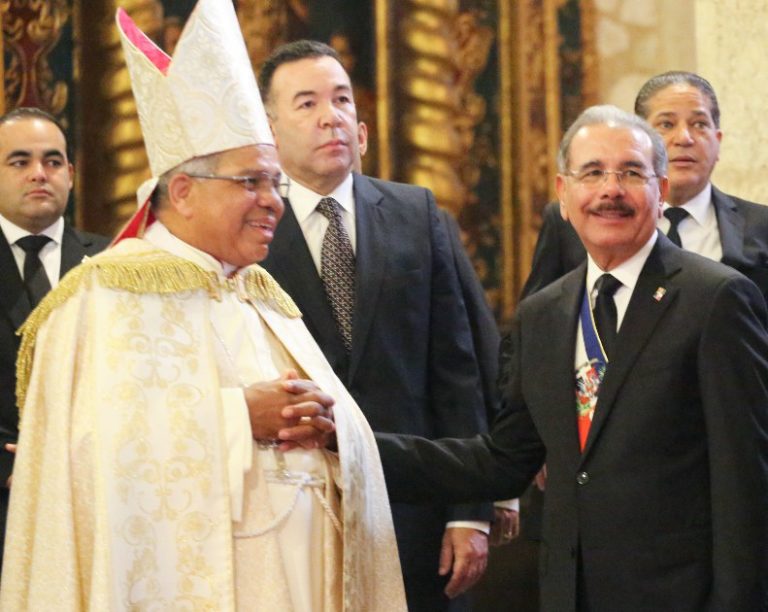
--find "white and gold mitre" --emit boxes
[116,0,273,205]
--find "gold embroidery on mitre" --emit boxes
[16,246,300,415]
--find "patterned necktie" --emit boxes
[593,273,622,361]
[316,197,355,352]
[664,207,689,247]
[17,235,53,307]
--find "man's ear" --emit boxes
[555,174,569,221]
[657,175,669,218]
[358,121,368,157]
[167,173,195,218]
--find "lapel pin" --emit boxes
[653,287,666,302]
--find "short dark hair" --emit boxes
[558,105,668,178]
[0,107,70,157]
[634,71,720,129]
[258,40,342,108]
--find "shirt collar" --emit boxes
[662,182,712,227]
[0,213,64,245]
[586,230,658,296]
[143,220,238,277]
[287,172,355,223]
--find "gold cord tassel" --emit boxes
[16,245,300,414]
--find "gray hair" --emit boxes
[151,152,221,210]
[557,104,668,177]
[634,71,720,129]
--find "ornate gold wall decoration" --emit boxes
[396,0,465,212]
[498,0,566,318]
[2,0,69,114]
[75,0,161,233]
[0,0,6,114]
[236,0,289,72]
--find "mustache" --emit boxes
[589,201,634,215]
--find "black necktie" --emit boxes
[664,207,689,247]
[17,235,53,308]
[593,273,622,360]
[316,197,356,352]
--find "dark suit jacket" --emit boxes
[0,223,109,567]
[379,234,768,612]
[262,174,490,601]
[522,186,768,303]
[439,209,500,422]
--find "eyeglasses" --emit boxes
[186,172,291,198]
[564,168,658,188]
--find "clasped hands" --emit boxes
[244,369,335,451]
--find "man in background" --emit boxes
[0,107,109,571]
[378,105,768,611]
[523,71,768,301]
[260,40,491,610]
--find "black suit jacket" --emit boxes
[522,186,768,303]
[379,234,768,611]
[0,223,109,567]
[262,174,490,593]
[438,209,500,422]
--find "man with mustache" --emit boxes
[378,105,768,611]
[0,107,109,573]
[523,71,768,303]
[259,40,492,610]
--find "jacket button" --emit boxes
[576,471,589,485]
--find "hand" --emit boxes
[5,443,16,488]
[439,527,488,598]
[534,464,547,491]
[489,507,520,546]
[244,370,335,450]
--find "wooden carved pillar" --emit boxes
[75,0,161,234]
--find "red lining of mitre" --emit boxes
[110,201,156,247]
[117,8,171,75]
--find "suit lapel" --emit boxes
[546,265,588,464]
[0,228,32,330]
[347,175,387,383]
[581,235,681,459]
[266,202,343,348]
[712,185,745,267]
[59,224,92,276]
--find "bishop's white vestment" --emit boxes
[0,224,405,611]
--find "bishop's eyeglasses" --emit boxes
[186,172,291,198]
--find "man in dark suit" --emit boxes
[0,107,109,569]
[378,105,768,611]
[523,71,768,301]
[258,41,491,610]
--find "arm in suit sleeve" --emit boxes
[379,313,545,504]
[521,201,588,299]
[439,209,501,422]
[699,275,768,609]
[424,194,495,522]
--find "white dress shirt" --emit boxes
[658,183,723,262]
[286,174,356,273]
[0,214,65,287]
[575,231,658,370]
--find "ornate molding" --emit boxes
[75,0,161,233]
[2,0,70,114]
[236,0,288,72]
[396,0,492,216]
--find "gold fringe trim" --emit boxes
[16,249,301,414]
